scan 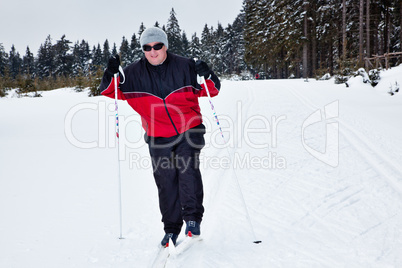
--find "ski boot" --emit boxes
[185,221,200,237]
[161,233,178,247]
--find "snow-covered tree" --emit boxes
[119,36,130,67]
[166,8,183,55]
[200,24,213,62]
[72,40,91,77]
[111,43,118,57]
[210,23,225,75]
[130,33,142,62]
[102,40,111,67]
[2,1,402,94]
[53,35,73,77]
[92,44,103,70]
[0,43,8,77]
[36,35,55,78]
[8,45,22,79]
[22,46,35,76]
[181,32,190,58]
[138,22,146,37]
[189,33,202,60]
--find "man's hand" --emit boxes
[195,60,211,79]
[107,54,120,74]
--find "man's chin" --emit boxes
[147,58,157,65]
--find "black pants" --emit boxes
[146,124,205,234]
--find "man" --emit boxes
[99,27,221,247]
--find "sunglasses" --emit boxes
[143,43,164,52]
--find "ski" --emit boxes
[169,234,203,256]
[151,235,202,267]
[151,238,178,268]
[150,244,170,268]
[151,247,169,268]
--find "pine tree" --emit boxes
[210,23,225,75]
[243,0,310,78]
[22,46,35,76]
[92,44,103,70]
[75,68,85,92]
[200,24,213,62]
[37,35,55,78]
[166,8,183,55]
[88,65,103,97]
[72,40,91,78]
[189,33,202,60]
[0,43,9,77]
[182,32,190,57]
[0,44,10,95]
[9,45,22,79]
[315,0,340,75]
[119,36,131,67]
[243,0,262,70]
[102,40,111,67]
[231,13,246,74]
[1,65,13,90]
[53,35,73,78]
[382,0,401,61]
[80,40,91,74]
[111,43,118,56]
[138,22,146,37]
[130,33,142,62]
[72,42,81,77]
[223,24,237,74]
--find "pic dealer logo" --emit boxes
[64,100,338,168]
[64,100,288,169]
[301,101,339,167]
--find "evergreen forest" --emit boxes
[0,1,401,97]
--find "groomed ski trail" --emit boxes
[180,80,402,267]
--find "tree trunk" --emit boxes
[384,6,390,59]
[329,42,334,75]
[373,3,379,56]
[342,0,347,64]
[303,1,309,79]
[366,0,370,69]
[359,0,364,67]
[312,16,317,76]
[400,1,402,52]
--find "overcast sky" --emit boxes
[1,0,244,55]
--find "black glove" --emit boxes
[107,54,120,74]
[195,60,211,79]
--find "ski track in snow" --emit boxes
[1,70,402,267]
[289,86,402,195]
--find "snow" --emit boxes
[1,65,402,267]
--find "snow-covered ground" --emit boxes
[1,66,402,267]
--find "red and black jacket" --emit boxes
[100,52,220,137]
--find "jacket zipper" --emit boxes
[163,99,179,135]
[157,67,179,135]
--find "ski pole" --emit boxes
[200,76,261,244]
[114,72,124,240]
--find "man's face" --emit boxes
[143,42,167,66]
